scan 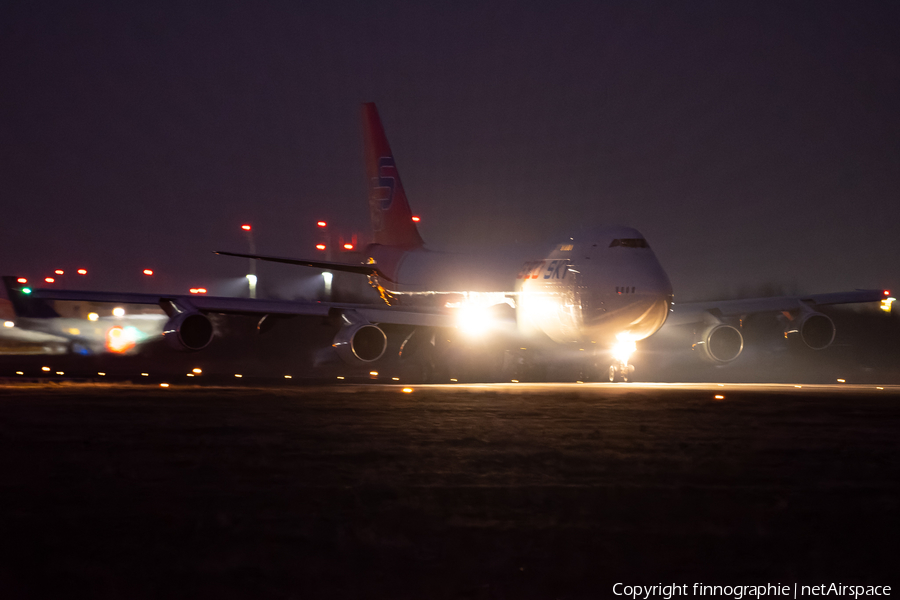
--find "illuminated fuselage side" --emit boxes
[366,225,673,346]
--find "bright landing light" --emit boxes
[612,333,637,364]
[456,303,493,337]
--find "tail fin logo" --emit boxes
[371,156,396,211]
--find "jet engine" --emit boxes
[693,323,744,364]
[784,311,835,350]
[163,312,214,351]
[333,322,388,364]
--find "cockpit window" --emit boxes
[609,238,649,248]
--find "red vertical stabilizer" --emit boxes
[361,103,424,249]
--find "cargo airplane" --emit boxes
[7,104,891,381]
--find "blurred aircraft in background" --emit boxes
[1,278,168,355]
[5,104,891,381]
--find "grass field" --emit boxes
[0,383,897,598]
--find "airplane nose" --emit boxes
[581,261,673,340]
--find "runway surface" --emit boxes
[0,382,897,598]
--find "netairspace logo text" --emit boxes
[612,583,892,600]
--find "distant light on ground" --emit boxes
[402,387,414,393]
[714,395,725,400]
[88,313,99,321]
[3,321,13,328]
[106,325,139,353]
[284,375,292,379]
[15,371,23,375]
[41,366,50,372]
[98,372,106,376]
[56,371,64,375]
[112,307,125,317]
[192,368,202,374]
[160,383,169,388]
[234,374,242,378]
[837,379,846,383]
[141,373,149,377]
[369,371,378,376]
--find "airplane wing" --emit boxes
[665,289,888,326]
[3,275,460,361]
[17,285,456,327]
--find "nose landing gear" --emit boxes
[609,334,637,382]
[608,362,635,382]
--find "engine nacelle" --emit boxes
[693,323,744,364]
[333,323,387,364]
[163,312,214,351]
[785,311,835,350]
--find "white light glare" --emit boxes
[3,321,13,328]
[881,297,895,313]
[612,332,637,364]
[456,303,493,337]
[112,307,125,317]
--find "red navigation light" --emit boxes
[54,269,64,275]
[77,269,87,275]
[44,277,55,283]
[317,221,327,228]
[343,243,354,250]
[189,288,208,294]
[241,224,251,231]
[16,278,27,284]
[143,269,154,276]
[316,244,326,250]
[411,216,421,222]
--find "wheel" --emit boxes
[608,365,617,382]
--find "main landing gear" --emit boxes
[608,361,635,382]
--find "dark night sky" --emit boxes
[2,1,898,300]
